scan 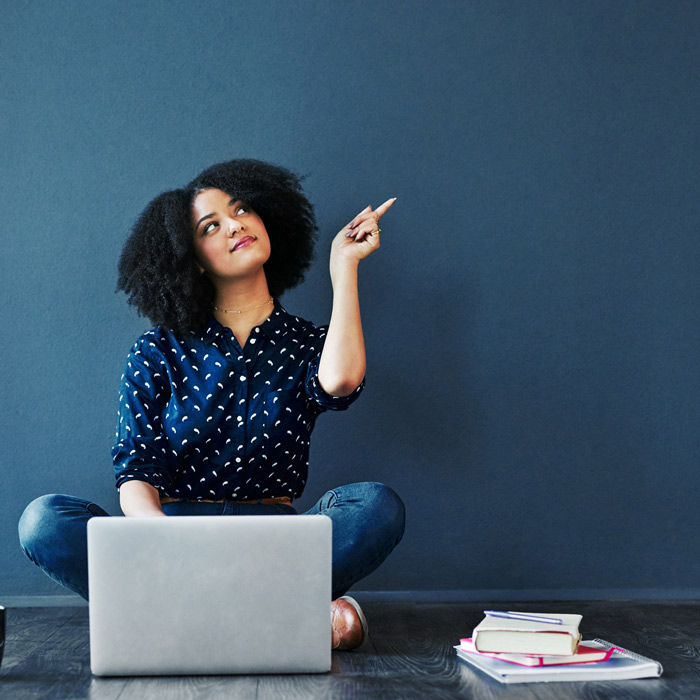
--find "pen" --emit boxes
[484,610,563,625]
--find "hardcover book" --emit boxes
[472,612,582,655]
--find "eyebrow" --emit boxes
[195,212,214,231]
[195,199,242,231]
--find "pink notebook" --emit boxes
[457,638,615,667]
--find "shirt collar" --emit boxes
[259,299,291,340]
[198,299,291,343]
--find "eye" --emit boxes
[235,204,249,216]
[202,221,219,235]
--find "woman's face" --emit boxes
[191,188,271,283]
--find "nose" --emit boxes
[227,219,245,237]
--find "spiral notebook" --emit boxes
[455,639,663,684]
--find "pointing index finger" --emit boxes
[374,197,397,220]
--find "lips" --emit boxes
[231,236,256,252]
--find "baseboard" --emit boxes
[5,588,700,607]
[351,588,700,602]
[2,594,88,607]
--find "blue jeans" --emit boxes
[18,481,405,601]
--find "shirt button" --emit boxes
[240,375,247,381]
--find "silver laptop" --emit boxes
[87,515,332,676]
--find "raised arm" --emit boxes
[317,198,396,397]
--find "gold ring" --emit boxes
[370,228,381,236]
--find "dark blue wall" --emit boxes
[3,0,700,599]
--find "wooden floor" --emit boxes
[1,599,700,699]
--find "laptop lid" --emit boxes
[88,514,332,676]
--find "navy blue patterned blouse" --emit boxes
[112,302,363,501]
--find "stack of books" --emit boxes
[455,611,663,684]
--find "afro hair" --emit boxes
[117,159,318,333]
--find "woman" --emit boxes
[18,159,405,651]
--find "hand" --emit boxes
[330,198,397,268]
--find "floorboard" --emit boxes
[0,600,698,699]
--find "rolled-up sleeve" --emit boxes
[304,351,364,412]
[111,338,172,493]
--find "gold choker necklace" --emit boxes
[213,297,274,315]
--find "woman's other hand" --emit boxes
[119,480,167,517]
